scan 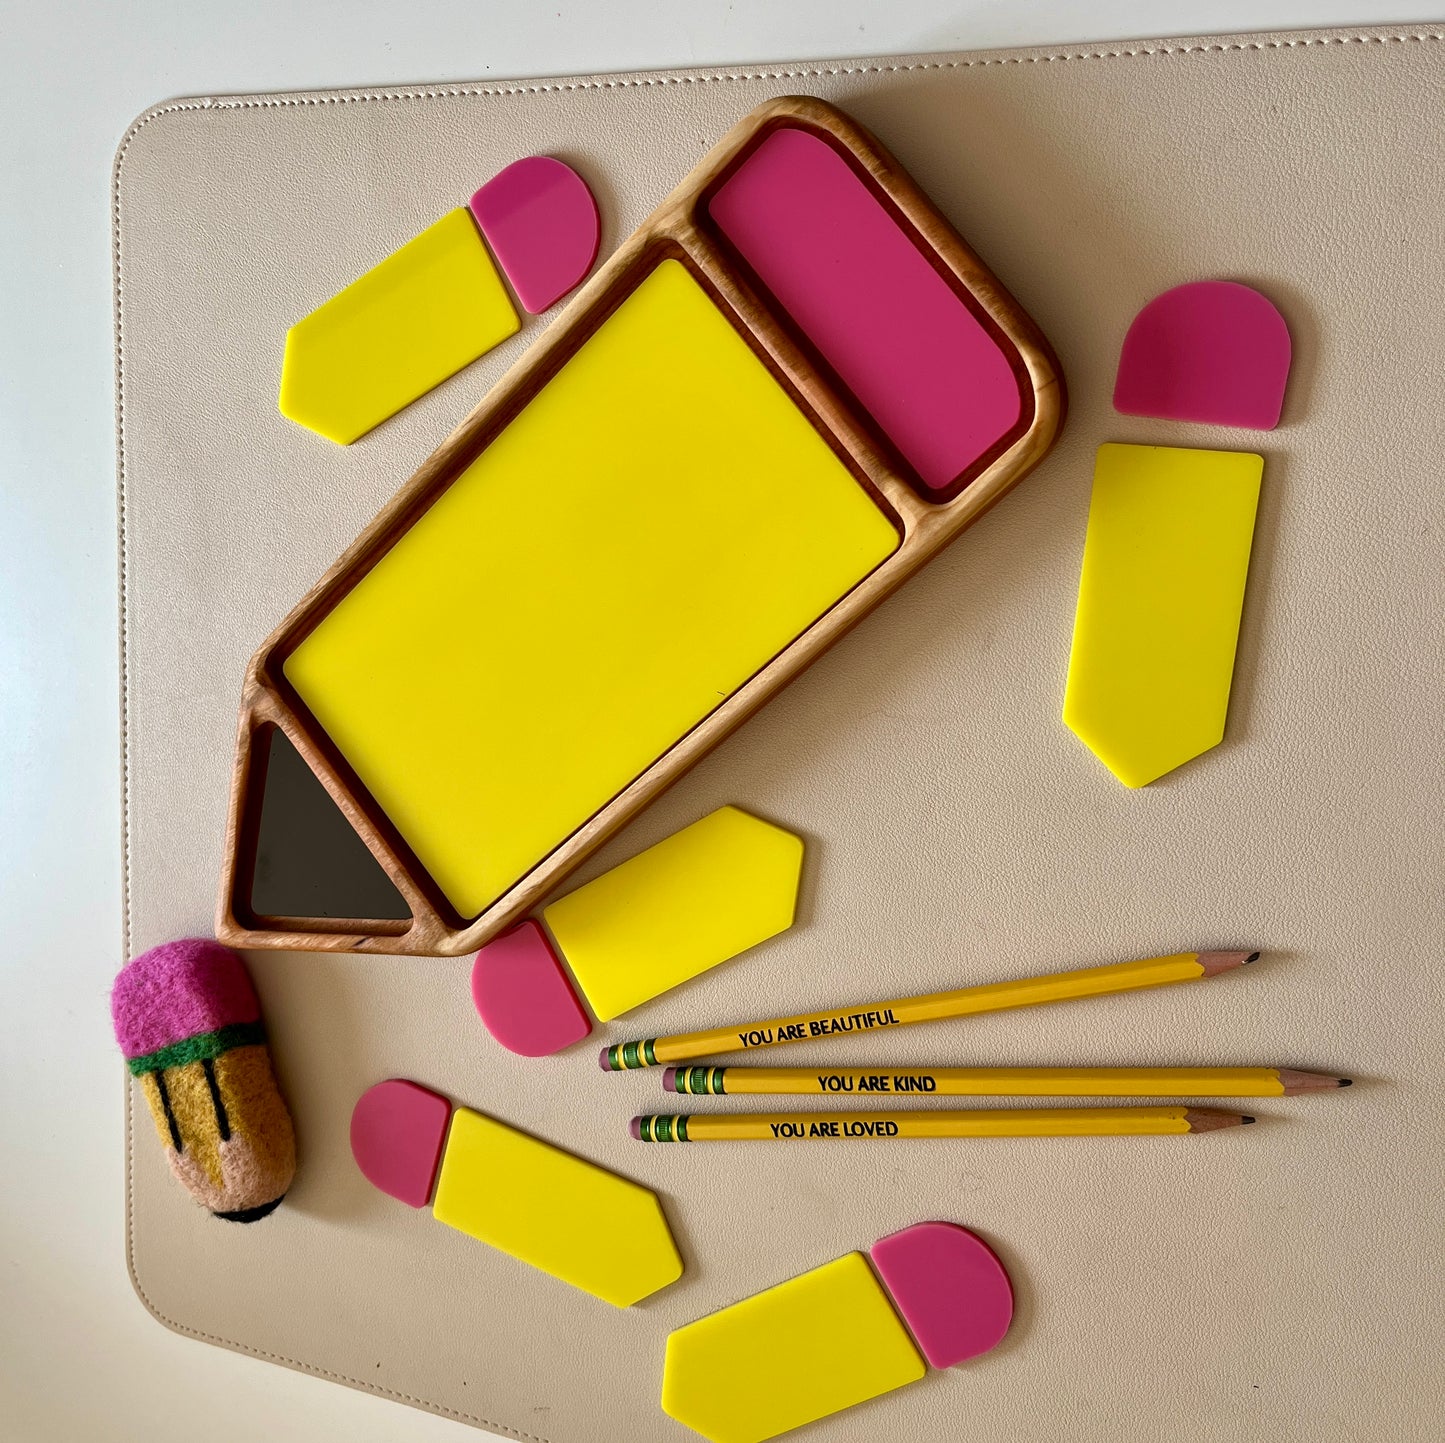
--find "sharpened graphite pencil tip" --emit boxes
[1196,949,1260,976]
[1185,1108,1255,1131]
[1277,1069,1353,1095]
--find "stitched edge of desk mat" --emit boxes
[113,23,1444,1439]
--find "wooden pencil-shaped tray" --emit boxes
[216,95,1065,956]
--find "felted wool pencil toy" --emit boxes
[112,938,296,1222]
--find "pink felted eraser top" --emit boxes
[870,1221,1013,1368]
[1114,280,1292,428]
[350,1079,453,1208]
[707,124,1025,496]
[470,920,593,1057]
[469,156,601,315]
[110,937,262,1061]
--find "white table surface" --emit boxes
[2,2,1439,1439]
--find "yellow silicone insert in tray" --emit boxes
[284,259,900,918]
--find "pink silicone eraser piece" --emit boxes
[111,938,262,1061]
[1114,281,1292,429]
[349,1079,452,1208]
[707,125,1024,496]
[662,1068,678,1092]
[469,157,600,315]
[470,920,593,1056]
[629,1117,643,1140]
[870,1221,1013,1368]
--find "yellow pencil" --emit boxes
[663,1065,1349,1097]
[601,949,1257,1071]
[630,1107,1254,1141]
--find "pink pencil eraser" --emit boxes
[471,920,593,1056]
[1114,280,1292,429]
[662,1067,678,1092]
[870,1221,1013,1367]
[350,1079,452,1208]
[111,937,262,1061]
[469,157,601,315]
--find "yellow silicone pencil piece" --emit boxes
[431,1107,681,1307]
[279,207,519,444]
[1063,443,1263,787]
[662,1252,924,1443]
[544,806,803,1021]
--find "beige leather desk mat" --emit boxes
[115,25,1445,1443]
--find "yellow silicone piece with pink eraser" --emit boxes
[279,156,600,444]
[662,1222,1013,1443]
[470,807,804,1056]
[349,1079,682,1307]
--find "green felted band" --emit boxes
[126,1019,267,1075]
